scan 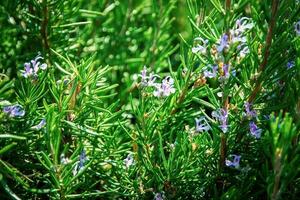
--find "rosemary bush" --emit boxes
[0,0,300,199]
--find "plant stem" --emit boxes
[219,0,231,172]
[248,0,279,103]
[41,0,50,59]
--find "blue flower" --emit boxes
[73,150,87,176]
[79,150,87,169]
[3,104,25,117]
[139,66,148,86]
[138,66,160,87]
[287,61,295,69]
[212,108,229,133]
[203,65,218,78]
[234,17,254,34]
[22,54,47,78]
[244,102,257,118]
[225,154,241,168]
[217,34,229,52]
[31,118,46,130]
[153,76,176,97]
[249,121,262,139]
[195,116,211,133]
[124,153,134,168]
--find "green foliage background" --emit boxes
[0,0,300,199]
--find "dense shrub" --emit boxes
[0,0,299,199]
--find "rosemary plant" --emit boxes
[0,0,299,199]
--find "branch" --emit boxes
[248,0,279,103]
[41,0,50,58]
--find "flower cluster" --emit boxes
[192,17,253,81]
[194,109,228,135]
[138,66,176,98]
[22,54,47,78]
[244,102,262,139]
[3,104,25,117]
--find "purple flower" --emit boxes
[195,117,211,133]
[139,66,148,86]
[212,108,229,133]
[153,76,176,97]
[124,154,134,168]
[235,17,254,34]
[244,102,257,118]
[249,121,262,139]
[3,104,25,117]
[217,34,229,52]
[148,73,160,87]
[223,64,230,78]
[31,118,46,130]
[295,21,300,36]
[138,66,160,87]
[154,192,164,200]
[225,154,241,168]
[22,54,47,78]
[203,65,218,78]
[23,63,33,78]
[192,37,209,54]
[287,61,295,69]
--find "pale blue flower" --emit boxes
[124,154,134,168]
[217,34,229,52]
[153,76,175,97]
[195,116,211,132]
[31,119,46,130]
[234,17,254,34]
[22,54,47,78]
[138,66,160,87]
[225,154,241,168]
[203,65,218,78]
[212,108,228,133]
[249,121,262,139]
[73,150,87,176]
[79,150,87,169]
[244,102,257,118]
[3,104,25,117]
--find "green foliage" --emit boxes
[0,0,300,199]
